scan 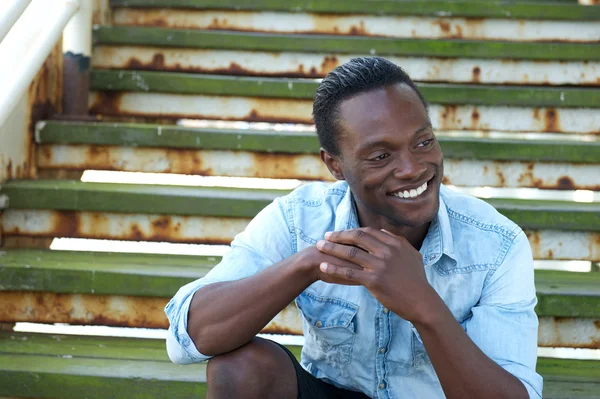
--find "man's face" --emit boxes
[323,83,444,228]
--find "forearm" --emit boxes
[187,255,314,356]
[411,293,529,399]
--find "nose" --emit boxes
[392,152,427,181]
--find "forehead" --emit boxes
[337,83,429,148]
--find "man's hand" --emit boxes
[316,227,440,323]
[294,246,365,286]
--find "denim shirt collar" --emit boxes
[336,183,456,266]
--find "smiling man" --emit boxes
[165,57,543,399]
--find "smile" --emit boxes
[389,181,428,199]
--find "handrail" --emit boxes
[0,0,32,42]
[0,0,79,128]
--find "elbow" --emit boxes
[166,328,211,364]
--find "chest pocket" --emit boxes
[296,292,358,366]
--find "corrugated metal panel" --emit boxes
[0,291,302,334]
[36,144,600,191]
[88,92,600,134]
[112,9,600,42]
[538,317,600,349]
[92,46,600,85]
[2,209,599,261]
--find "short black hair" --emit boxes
[312,57,429,155]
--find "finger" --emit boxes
[316,240,373,267]
[321,253,364,271]
[319,262,366,286]
[324,228,384,253]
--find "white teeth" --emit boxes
[391,181,428,199]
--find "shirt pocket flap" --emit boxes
[296,292,358,331]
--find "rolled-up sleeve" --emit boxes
[464,229,543,398]
[164,196,293,364]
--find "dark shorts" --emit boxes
[276,342,370,399]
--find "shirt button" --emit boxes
[315,321,323,328]
[379,347,387,354]
[383,308,389,314]
[379,382,386,389]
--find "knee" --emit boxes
[206,339,288,398]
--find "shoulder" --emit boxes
[439,186,527,272]
[282,180,349,207]
[440,185,522,240]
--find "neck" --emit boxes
[354,203,431,250]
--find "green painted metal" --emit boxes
[0,332,598,399]
[37,121,600,163]
[90,69,600,108]
[2,180,600,231]
[93,26,600,61]
[108,0,600,21]
[0,180,285,218]
[1,250,599,317]
[0,249,213,297]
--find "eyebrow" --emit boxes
[358,122,433,152]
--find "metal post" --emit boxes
[62,0,93,118]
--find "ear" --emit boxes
[320,148,345,181]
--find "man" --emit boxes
[165,57,543,399]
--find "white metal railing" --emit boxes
[0,0,80,128]
[0,0,32,42]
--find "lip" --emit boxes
[387,177,434,196]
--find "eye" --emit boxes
[417,139,434,148]
[369,153,389,161]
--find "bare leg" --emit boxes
[206,337,298,399]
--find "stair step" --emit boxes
[93,26,600,61]
[108,0,600,21]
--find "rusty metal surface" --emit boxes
[92,46,600,85]
[92,0,111,26]
[36,144,600,191]
[0,41,62,183]
[538,317,600,349]
[1,291,599,346]
[112,9,600,42]
[88,92,315,124]
[1,209,251,245]
[2,209,599,261]
[0,291,302,334]
[527,230,600,262]
[88,92,600,134]
[443,159,600,191]
[37,145,333,181]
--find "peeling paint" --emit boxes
[92,46,600,85]
[112,9,600,42]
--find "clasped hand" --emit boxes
[316,227,436,323]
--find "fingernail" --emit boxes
[320,262,328,272]
[316,240,324,249]
[324,231,332,239]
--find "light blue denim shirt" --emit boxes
[165,181,543,399]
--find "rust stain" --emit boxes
[0,291,302,334]
[472,66,481,83]
[441,176,450,185]
[525,231,541,258]
[348,21,367,36]
[437,19,451,34]
[89,94,313,124]
[470,107,480,129]
[439,105,458,130]
[320,56,339,75]
[4,210,241,245]
[556,176,576,190]
[543,108,561,132]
